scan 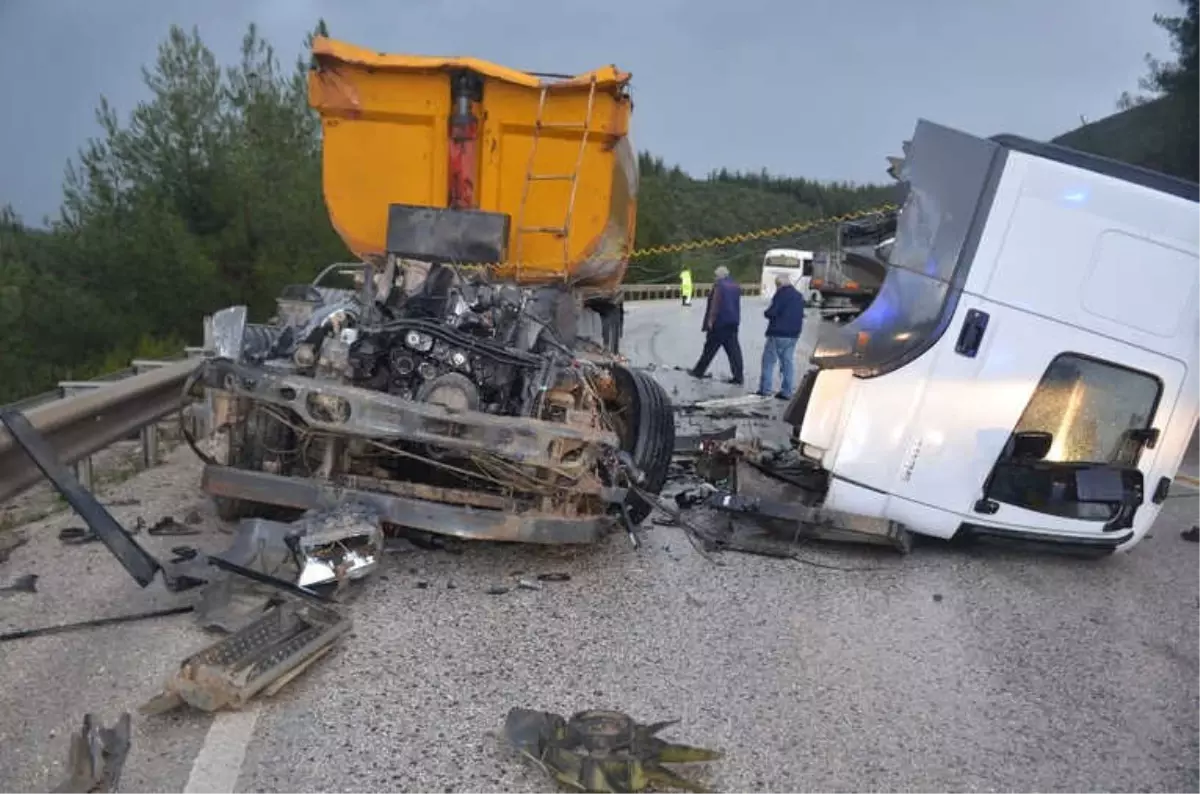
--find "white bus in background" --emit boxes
[760,248,817,301]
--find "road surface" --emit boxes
[0,300,1196,792]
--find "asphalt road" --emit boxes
[0,299,1196,793]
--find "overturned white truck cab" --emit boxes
[785,119,1199,552]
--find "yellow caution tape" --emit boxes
[627,204,898,259]
[451,203,899,273]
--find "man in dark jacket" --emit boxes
[758,274,805,398]
[688,266,744,385]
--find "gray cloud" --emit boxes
[0,0,1180,224]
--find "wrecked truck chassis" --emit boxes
[202,465,622,544]
[201,359,620,468]
[198,359,633,544]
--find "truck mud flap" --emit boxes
[142,599,349,714]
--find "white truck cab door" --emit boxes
[893,297,1185,545]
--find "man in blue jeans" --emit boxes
[758,274,805,399]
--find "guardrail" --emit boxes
[0,356,202,503]
[619,282,761,301]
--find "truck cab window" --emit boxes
[985,353,1162,521]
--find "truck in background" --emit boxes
[757,213,893,323]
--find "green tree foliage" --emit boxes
[1073,0,1197,180]
[0,21,893,403]
[1142,0,1198,179]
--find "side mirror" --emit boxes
[1010,431,1052,461]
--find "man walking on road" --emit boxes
[688,266,744,385]
[679,267,694,306]
[758,274,806,399]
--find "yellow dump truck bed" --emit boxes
[308,37,638,291]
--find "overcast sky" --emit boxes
[0,0,1181,225]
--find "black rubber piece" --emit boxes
[613,367,675,525]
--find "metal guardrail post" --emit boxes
[132,360,184,468]
[58,382,102,490]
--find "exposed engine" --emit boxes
[195,259,672,540]
[242,262,593,417]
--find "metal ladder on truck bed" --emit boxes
[512,77,598,281]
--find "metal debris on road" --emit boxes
[487,585,511,595]
[517,578,542,591]
[672,426,737,457]
[292,504,384,589]
[0,572,37,595]
[58,527,102,545]
[504,707,722,793]
[147,516,201,537]
[0,607,195,644]
[51,712,132,794]
[141,600,349,715]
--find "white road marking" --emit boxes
[183,706,261,794]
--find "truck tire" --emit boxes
[609,366,675,525]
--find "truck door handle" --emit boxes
[955,309,989,358]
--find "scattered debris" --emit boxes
[103,498,141,508]
[1,606,194,644]
[932,593,944,603]
[487,585,511,595]
[672,426,737,456]
[194,516,305,634]
[0,407,347,716]
[169,547,198,564]
[0,409,162,588]
[141,600,349,715]
[537,572,571,582]
[0,529,29,563]
[415,581,429,589]
[194,504,381,633]
[148,517,200,537]
[58,527,101,546]
[52,712,132,794]
[504,707,722,793]
[0,573,38,595]
[1183,526,1199,543]
[674,486,715,510]
[675,393,773,420]
[517,578,542,591]
[293,504,384,589]
[705,456,913,553]
[183,508,203,525]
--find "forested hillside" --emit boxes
[0,1,1193,404]
[1053,0,1197,181]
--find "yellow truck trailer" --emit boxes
[307,36,638,292]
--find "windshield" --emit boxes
[764,253,806,268]
[812,120,1003,376]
